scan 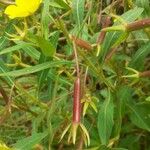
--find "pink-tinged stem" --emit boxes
[73,77,81,123]
[72,35,93,51]
[97,16,112,44]
[139,70,150,78]
[126,18,150,32]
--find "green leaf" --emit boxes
[0,20,14,50]
[99,7,144,63]
[118,134,141,150]
[37,54,51,91]
[129,42,150,71]
[0,43,30,56]
[112,148,128,150]
[56,18,71,44]
[128,103,150,132]
[0,41,40,60]
[97,90,114,145]
[132,30,149,45]
[136,0,150,17]
[37,31,59,90]
[48,71,72,86]
[41,0,50,38]
[54,0,70,10]
[0,60,14,86]
[0,60,73,77]
[84,147,101,150]
[113,86,133,137]
[117,86,133,116]
[72,0,85,28]
[49,31,60,49]
[36,36,55,57]
[98,145,110,150]
[14,41,40,60]
[49,2,64,9]
[13,132,48,150]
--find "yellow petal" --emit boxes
[4,5,30,19]
[4,0,42,19]
[16,0,42,14]
[16,0,42,6]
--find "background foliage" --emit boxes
[0,0,150,149]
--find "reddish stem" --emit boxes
[73,78,81,123]
[139,70,150,78]
[97,16,112,44]
[126,18,150,32]
[105,47,118,62]
[0,85,9,104]
[72,35,92,51]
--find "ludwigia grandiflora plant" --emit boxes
[0,0,150,149]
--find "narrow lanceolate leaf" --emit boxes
[97,90,114,145]
[54,0,71,10]
[0,60,14,86]
[0,43,30,56]
[72,0,85,28]
[13,132,48,150]
[0,60,73,77]
[113,86,133,137]
[112,148,128,150]
[117,86,133,116]
[15,41,40,60]
[37,31,60,89]
[0,20,14,50]
[128,103,150,132]
[80,123,90,146]
[41,0,50,38]
[36,36,55,57]
[132,30,149,45]
[129,41,150,71]
[99,7,144,63]
[136,0,150,17]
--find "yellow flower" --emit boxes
[4,0,42,19]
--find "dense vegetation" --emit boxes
[0,0,150,149]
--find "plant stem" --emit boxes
[126,18,150,32]
[78,49,115,90]
[73,41,80,77]
[139,70,150,78]
[0,85,9,104]
[105,47,118,62]
[97,16,112,44]
[72,35,92,51]
[73,77,81,123]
